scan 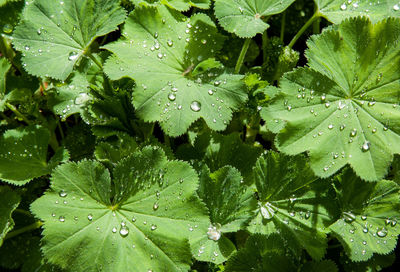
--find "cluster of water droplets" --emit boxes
[338,0,399,14]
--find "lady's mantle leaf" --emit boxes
[261,18,400,181]
[330,169,400,262]
[316,0,400,24]
[300,260,338,272]
[0,125,68,186]
[104,6,247,137]
[31,146,209,272]
[249,151,337,260]
[130,0,210,11]
[225,234,296,272]
[190,165,255,264]
[214,0,295,38]
[0,186,20,246]
[12,0,126,80]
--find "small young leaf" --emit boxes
[249,151,337,260]
[214,0,295,38]
[191,165,255,264]
[104,6,247,136]
[31,146,209,272]
[329,169,400,262]
[0,186,20,246]
[262,18,400,181]
[316,0,400,24]
[225,234,296,272]
[12,0,126,80]
[0,125,67,185]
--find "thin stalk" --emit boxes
[262,31,269,63]
[235,38,251,74]
[14,209,32,217]
[49,130,60,152]
[280,11,286,43]
[0,112,13,123]
[4,221,43,241]
[288,11,320,49]
[5,102,32,125]
[313,3,320,34]
[57,120,65,140]
[87,53,103,70]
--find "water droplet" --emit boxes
[350,128,357,137]
[362,241,367,245]
[343,212,356,223]
[208,89,214,95]
[59,190,67,197]
[391,220,397,227]
[190,101,201,112]
[305,211,311,219]
[394,4,399,11]
[361,215,367,220]
[214,80,221,86]
[328,124,334,130]
[153,202,159,211]
[120,226,129,237]
[75,92,90,105]
[168,93,176,101]
[87,214,93,221]
[151,225,157,231]
[377,228,388,238]
[157,53,163,59]
[167,39,173,47]
[59,216,65,222]
[68,51,79,61]
[207,224,221,241]
[260,202,275,219]
[340,4,347,10]
[201,39,207,45]
[361,141,371,152]
[2,24,12,34]
[112,227,117,233]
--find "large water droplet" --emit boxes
[377,228,388,238]
[394,4,399,11]
[74,92,90,105]
[59,190,67,197]
[2,24,12,34]
[168,93,176,101]
[68,51,79,61]
[120,226,129,237]
[350,129,357,137]
[343,211,356,223]
[59,216,65,222]
[87,214,93,221]
[207,224,221,241]
[190,101,201,112]
[260,202,275,219]
[361,141,371,152]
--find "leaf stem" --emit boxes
[280,11,286,43]
[5,102,32,125]
[262,31,269,63]
[87,53,103,70]
[57,120,65,140]
[4,221,43,241]
[235,38,251,74]
[313,3,321,34]
[288,11,320,49]
[14,209,33,217]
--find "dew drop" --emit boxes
[190,101,201,112]
[207,224,221,241]
[340,4,347,10]
[153,202,159,211]
[377,228,388,238]
[68,51,79,61]
[119,226,129,237]
[59,216,65,222]
[2,24,12,34]
[151,225,157,231]
[350,128,357,137]
[361,141,371,152]
[87,214,93,221]
[112,227,117,233]
[394,4,399,11]
[167,39,173,47]
[168,93,176,101]
[59,190,67,197]
[260,202,275,219]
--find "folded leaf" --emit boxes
[0,186,20,246]
[130,0,210,11]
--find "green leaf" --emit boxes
[0,125,67,185]
[190,165,255,264]
[0,0,22,8]
[31,146,209,272]
[0,57,11,107]
[94,132,138,165]
[329,168,400,262]
[130,0,210,11]
[104,6,247,137]
[316,0,400,24]
[248,151,337,260]
[261,18,400,181]
[12,0,126,80]
[340,252,396,272]
[214,0,295,38]
[225,234,296,272]
[0,0,24,36]
[177,132,263,180]
[0,186,20,246]
[48,72,90,121]
[301,260,338,272]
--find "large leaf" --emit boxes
[31,146,210,272]
[190,165,254,264]
[0,125,68,186]
[12,0,126,80]
[316,0,400,24]
[214,0,295,38]
[0,186,20,246]
[104,6,247,137]
[130,0,210,11]
[329,169,400,262]
[261,18,400,181]
[225,234,296,272]
[248,151,337,260]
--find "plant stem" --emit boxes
[313,3,321,34]
[57,120,65,140]
[14,209,32,217]
[87,53,103,70]
[235,38,251,74]
[4,221,43,241]
[49,130,60,152]
[280,11,286,43]
[262,31,269,63]
[5,102,32,125]
[288,11,320,49]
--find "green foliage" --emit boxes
[261,18,400,181]
[1,0,400,271]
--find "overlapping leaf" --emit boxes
[248,151,337,260]
[104,6,247,136]
[225,234,296,272]
[130,0,210,11]
[31,146,209,272]
[261,18,400,181]
[190,165,254,263]
[12,0,126,80]
[0,125,68,185]
[316,0,400,24]
[330,169,400,262]
[0,186,20,246]
[214,0,295,38]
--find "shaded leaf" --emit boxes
[0,186,20,246]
